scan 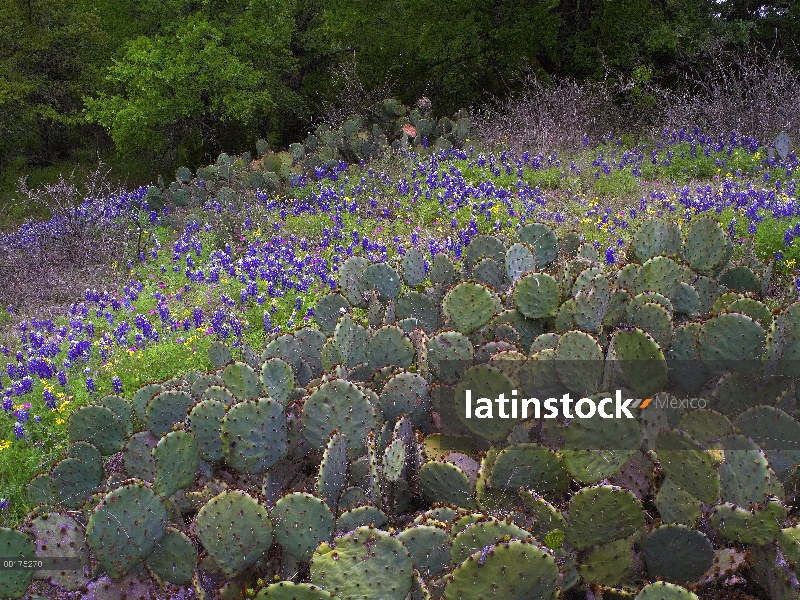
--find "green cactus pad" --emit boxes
[221,398,287,474]
[365,326,415,370]
[221,361,262,401]
[419,461,476,508]
[315,293,351,335]
[255,582,339,600]
[671,282,701,317]
[379,371,430,428]
[603,288,631,328]
[27,512,89,589]
[442,539,559,600]
[488,443,569,493]
[152,430,199,498]
[261,358,295,406]
[628,301,673,349]
[565,486,644,549]
[654,477,701,526]
[519,348,570,400]
[454,364,518,439]
[431,253,458,287]
[442,282,497,333]
[272,492,335,561]
[98,395,133,437]
[86,482,168,578]
[188,399,226,461]
[208,340,233,368]
[52,456,103,508]
[725,297,772,329]
[334,314,369,368]
[195,489,273,578]
[512,273,560,319]
[302,379,378,453]
[464,235,506,276]
[402,248,427,287]
[644,525,714,583]
[200,383,235,406]
[685,216,728,274]
[311,526,413,600]
[632,219,672,262]
[777,525,800,566]
[556,303,575,334]
[132,383,166,421]
[710,499,786,544]
[719,434,772,509]
[472,258,507,291]
[518,490,568,537]
[530,333,560,353]
[450,519,531,564]
[396,291,439,333]
[318,432,348,512]
[735,405,800,482]
[427,331,474,385]
[573,273,610,333]
[635,256,684,298]
[698,313,765,372]
[27,474,57,507]
[360,263,402,302]
[554,330,605,395]
[719,266,761,294]
[123,431,159,480]
[0,527,37,597]
[563,411,641,483]
[144,526,196,585]
[627,291,673,317]
[578,538,633,586]
[504,243,537,283]
[67,405,126,455]
[517,223,559,268]
[491,310,544,350]
[145,389,195,437]
[655,430,720,505]
[336,506,389,532]
[613,328,668,398]
[339,256,370,307]
[263,334,304,371]
[635,582,699,600]
[677,409,733,447]
[396,524,451,577]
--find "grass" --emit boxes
[0,130,798,527]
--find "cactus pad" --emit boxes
[310,527,413,600]
[152,430,200,498]
[635,582,699,600]
[488,443,569,493]
[302,379,378,453]
[221,398,287,474]
[123,431,159,481]
[419,461,476,508]
[255,582,339,600]
[0,528,37,597]
[655,430,720,505]
[272,492,335,561]
[67,405,127,455]
[512,273,560,319]
[144,526,196,585]
[442,539,558,600]
[644,525,714,583]
[188,399,226,461]
[318,432,348,512]
[565,486,644,549]
[443,282,497,333]
[315,293,351,335]
[86,482,168,578]
[365,326,415,370]
[145,389,195,437]
[208,340,233,368]
[195,489,273,578]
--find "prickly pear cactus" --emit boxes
[443,539,559,600]
[194,489,273,578]
[310,527,413,600]
[86,482,168,578]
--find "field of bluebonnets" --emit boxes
[0,94,800,600]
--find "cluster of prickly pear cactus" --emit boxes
[4,216,800,600]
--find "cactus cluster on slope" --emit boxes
[2,216,800,600]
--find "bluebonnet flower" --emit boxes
[86,377,95,395]
[112,376,122,394]
[44,389,56,409]
[605,248,616,264]
[13,422,24,439]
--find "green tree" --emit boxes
[84,0,299,164]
